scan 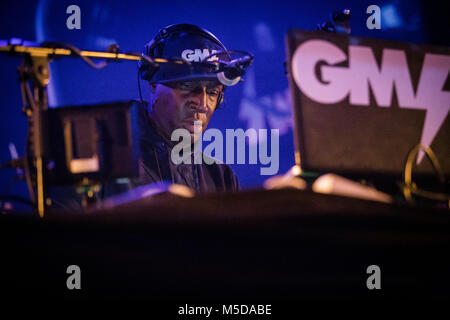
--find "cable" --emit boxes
[402,144,449,204]
[137,67,144,104]
[42,42,110,69]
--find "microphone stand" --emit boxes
[0,40,141,217]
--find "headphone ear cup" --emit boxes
[139,40,160,81]
[139,60,158,81]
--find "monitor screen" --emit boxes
[286,29,449,178]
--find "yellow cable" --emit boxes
[403,144,449,204]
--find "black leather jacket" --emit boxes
[137,103,240,193]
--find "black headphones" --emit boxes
[139,24,227,108]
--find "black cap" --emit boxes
[141,24,230,84]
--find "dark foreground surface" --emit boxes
[1,188,449,306]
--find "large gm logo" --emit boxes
[181,49,219,62]
[291,39,450,163]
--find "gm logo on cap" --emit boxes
[181,49,219,62]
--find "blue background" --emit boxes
[0,0,445,202]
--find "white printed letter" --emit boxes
[366,265,381,289]
[366,5,381,30]
[66,265,81,290]
[66,5,81,30]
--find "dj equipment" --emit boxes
[45,101,140,185]
[286,29,449,204]
[0,30,253,216]
[3,188,450,301]
[0,39,143,216]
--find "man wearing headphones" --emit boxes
[137,24,242,193]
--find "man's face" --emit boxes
[149,80,223,143]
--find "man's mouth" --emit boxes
[182,119,200,133]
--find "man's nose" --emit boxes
[190,87,208,113]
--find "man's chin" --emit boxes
[182,121,203,133]
[183,123,196,133]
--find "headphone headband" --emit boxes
[146,24,227,59]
